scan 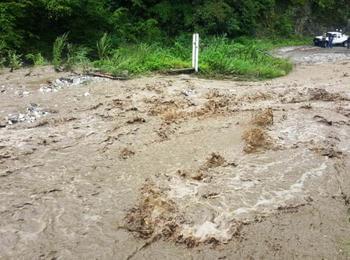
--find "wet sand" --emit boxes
[0,48,350,259]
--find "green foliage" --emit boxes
[65,45,91,71]
[199,37,292,79]
[93,37,295,79]
[1,0,349,55]
[93,43,190,76]
[25,53,46,66]
[8,51,22,71]
[52,33,68,71]
[97,33,112,60]
[0,0,348,78]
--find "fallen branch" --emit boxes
[86,72,129,80]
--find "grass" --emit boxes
[3,35,311,79]
[92,36,306,79]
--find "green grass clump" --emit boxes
[8,51,22,72]
[93,43,191,76]
[97,33,112,60]
[25,53,46,66]
[93,36,296,79]
[200,37,293,79]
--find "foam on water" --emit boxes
[162,148,331,242]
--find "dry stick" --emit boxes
[86,72,129,80]
[125,236,159,260]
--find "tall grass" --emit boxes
[52,33,69,71]
[8,51,22,72]
[93,37,296,79]
[97,33,112,60]
[93,43,190,76]
[25,53,46,66]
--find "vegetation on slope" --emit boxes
[0,0,347,78]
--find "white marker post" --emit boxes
[192,33,199,73]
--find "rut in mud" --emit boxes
[1,53,350,259]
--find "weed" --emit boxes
[52,33,68,71]
[97,33,112,60]
[8,51,22,72]
[25,53,46,66]
[65,45,91,71]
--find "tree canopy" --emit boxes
[0,0,349,53]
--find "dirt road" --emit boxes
[1,47,350,259]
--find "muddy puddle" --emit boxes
[1,57,350,259]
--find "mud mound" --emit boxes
[125,182,180,240]
[242,127,271,153]
[238,91,272,102]
[194,97,230,117]
[308,88,345,101]
[203,153,226,169]
[161,109,186,124]
[252,108,274,127]
[148,100,187,116]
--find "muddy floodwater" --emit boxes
[1,47,350,259]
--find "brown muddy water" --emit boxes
[1,49,350,259]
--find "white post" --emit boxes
[192,33,199,72]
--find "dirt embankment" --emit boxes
[0,52,350,259]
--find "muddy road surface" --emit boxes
[1,48,350,259]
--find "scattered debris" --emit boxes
[202,153,226,169]
[127,117,146,124]
[300,104,312,109]
[40,75,108,92]
[120,148,135,159]
[5,103,50,125]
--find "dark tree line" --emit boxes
[1,0,349,54]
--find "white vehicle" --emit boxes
[313,31,349,47]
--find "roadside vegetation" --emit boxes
[0,0,347,79]
[0,35,309,80]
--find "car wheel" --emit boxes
[343,41,348,47]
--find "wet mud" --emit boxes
[0,54,350,259]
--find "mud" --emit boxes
[1,52,350,259]
[275,45,350,64]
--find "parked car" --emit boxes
[313,31,349,47]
